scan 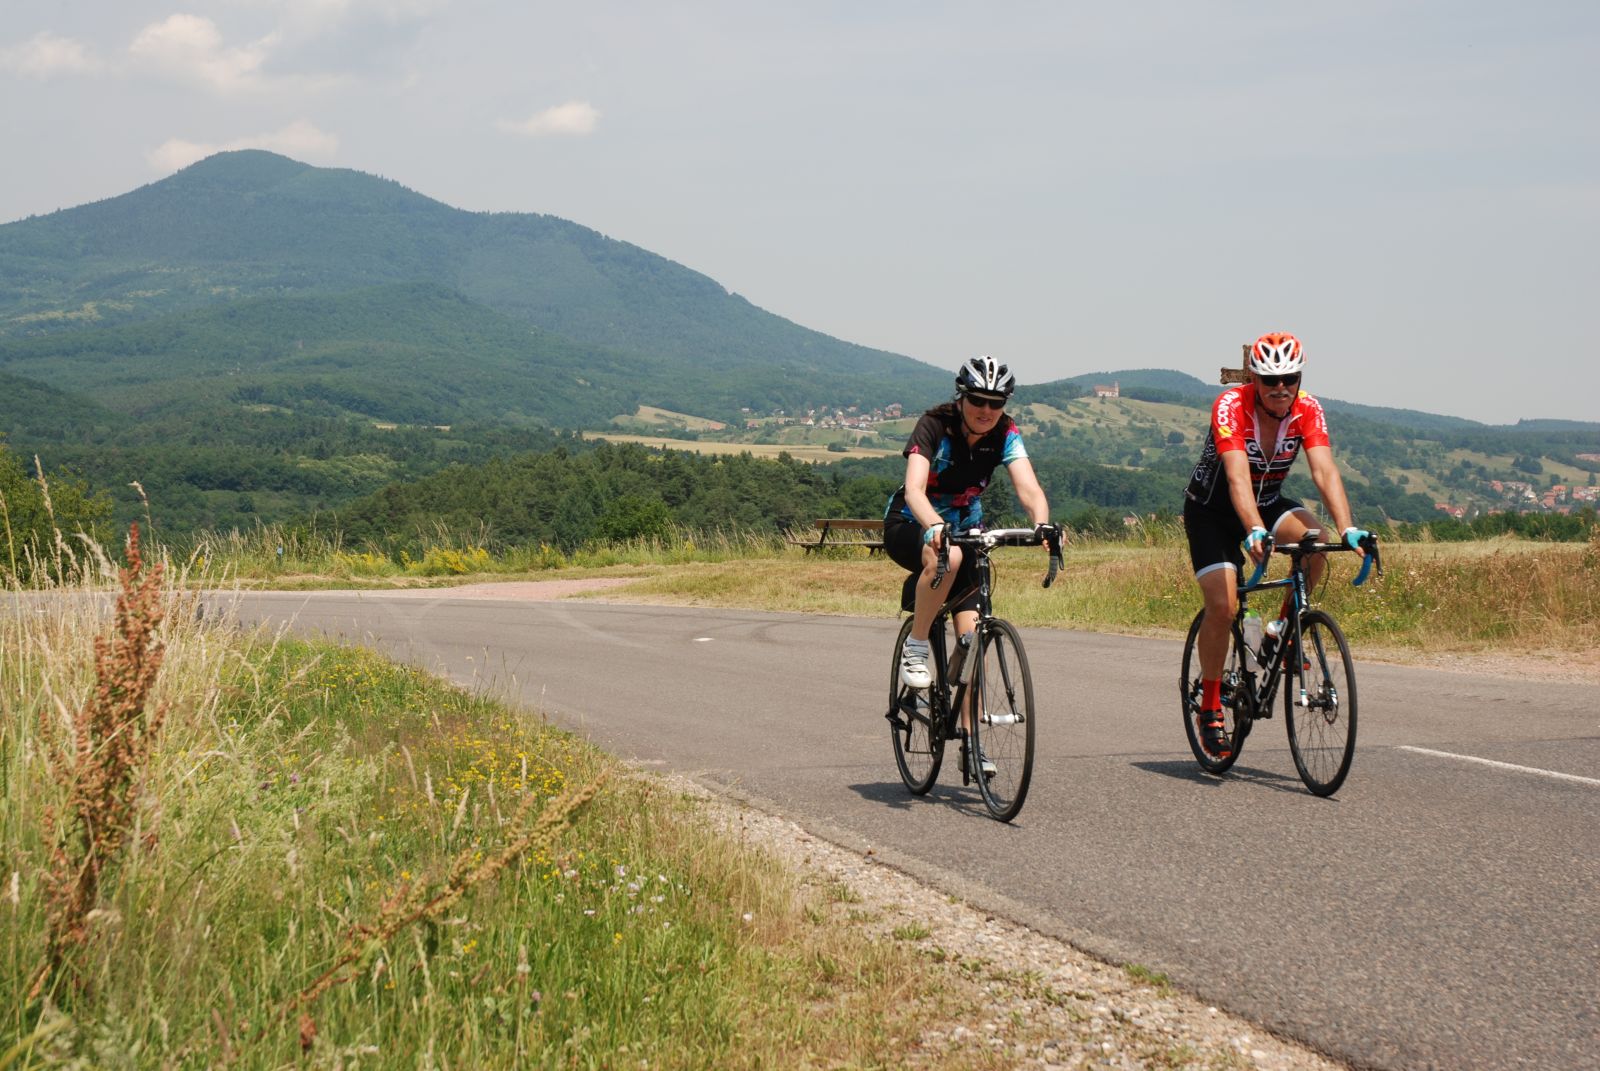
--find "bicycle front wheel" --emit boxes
[1284,609,1357,797]
[969,618,1035,822]
[890,617,944,794]
[1179,610,1247,774]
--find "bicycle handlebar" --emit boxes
[1244,531,1384,589]
[931,525,1065,591]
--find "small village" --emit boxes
[741,402,905,431]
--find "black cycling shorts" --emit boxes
[884,516,982,616]
[1183,496,1310,579]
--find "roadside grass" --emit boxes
[596,534,1600,658]
[185,523,784,588]
[0,564,1012,1068]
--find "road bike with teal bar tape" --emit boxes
[1179,530,1382,796]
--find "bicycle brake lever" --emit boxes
[931,537,949,590]
[1037,527,1062,588]
[1244,543,1271,588]
[1352,535,1381,586]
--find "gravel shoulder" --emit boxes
[679,773,1349,1070]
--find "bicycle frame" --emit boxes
[1234,532,1381,717]
[922,527,1062,746]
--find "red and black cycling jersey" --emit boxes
[1185,384,1330,510]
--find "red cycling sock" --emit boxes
[1201,678,1222,713]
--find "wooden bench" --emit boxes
[788,518,886,554]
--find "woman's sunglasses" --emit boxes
[1257,374,1300,388]
[963,394,1007,410]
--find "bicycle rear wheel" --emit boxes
[889,616,944,794]
[969,618,1035,822]
[1285,610,1357,796]
[1179,609,1249,773]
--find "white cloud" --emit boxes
[496,100,602,138]
[146,120,340,172]
[242,0,445,38]
[129,14,277,92]
[0,32,100,77]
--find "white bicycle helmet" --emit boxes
[955,355,1015,397]
[1248,332,1305,376]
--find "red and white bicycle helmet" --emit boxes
[1249,332,1305,376]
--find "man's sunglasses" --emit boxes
[963,394,1007,410]
[1257,374,1300,388]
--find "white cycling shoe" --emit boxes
[972,745,997,778]
[899,647,932,690]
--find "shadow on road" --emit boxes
[847,780,995,820]
[1130,759,1312,796]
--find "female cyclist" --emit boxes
[884,356,1052,732]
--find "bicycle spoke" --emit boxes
[971,620,1035,821]
[1286,610,1357,796]
[1180,609,1247,773]
[890,617,944,794]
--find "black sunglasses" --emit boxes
[1257,374,1300,388]
[963,394,1007,410]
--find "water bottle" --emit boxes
[948,631,976,684]
[1241,611,1263,671]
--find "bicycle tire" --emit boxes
[890,616,944,794]
[1284,609,1357,796]
[969,618,1035,821]
[1179,609,1248,774]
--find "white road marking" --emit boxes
[1398,746,1600,787]
[694,637,713,643]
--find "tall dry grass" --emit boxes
[34,525,168,998]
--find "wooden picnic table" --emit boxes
[788,518,886,553]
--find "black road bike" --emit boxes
[886,526,1063,821]
[1180,531,1382,797]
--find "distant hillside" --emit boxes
[0,282,653,426]
[1034,367,1490,433]
[0,150,947,415]
[0,370,123,444]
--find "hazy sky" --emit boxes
[3,1,1596,423]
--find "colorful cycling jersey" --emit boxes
[1185,384,1330,510]
[885,409,1028,529]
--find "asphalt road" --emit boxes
[221,590,1600,1071]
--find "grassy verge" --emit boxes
[185,524,782,589]
[591,534,1600,659]
[191,521,1600,658]
[1,565,1003,1068]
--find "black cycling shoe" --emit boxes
[1199,714,1232,760]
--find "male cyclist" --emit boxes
[884,356,1052,776]
[1183,332,1368,759]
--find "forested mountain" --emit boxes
[0,150,947,417]
[0,150,947,531]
